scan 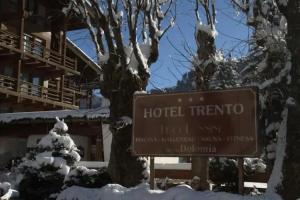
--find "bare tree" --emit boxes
[64,0,175,186]
[193,0,217,90]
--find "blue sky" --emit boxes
[147,0,251,90]
[68,1,251,91]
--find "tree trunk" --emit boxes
[108,125,148,187]
[102,68,148,187]
[281,0,300,199]
[193,27,217,190]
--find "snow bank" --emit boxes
[266,108,288,194]
[57,183,281,200]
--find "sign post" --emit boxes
[191,157,209,190]
[238,157,244,194]
[150,157,155,190]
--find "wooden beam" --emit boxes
[0,52,17,58]
[24,61,46,68]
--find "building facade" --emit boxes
[0,0,101,112]
[0,0,107,168]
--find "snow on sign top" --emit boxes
[133,87,258,157]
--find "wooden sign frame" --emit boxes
[132,87,259,157]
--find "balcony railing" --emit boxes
[0,74,84,108]
[0,29,78,74]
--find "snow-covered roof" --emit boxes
[66,38,102,74]
[0,107,110,124]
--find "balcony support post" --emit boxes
[74,58,78,71]
[73,90,76,105]
[61,20,67,67]
[18,0,25,52]
[60,75,65,103]
[16,59,22,102]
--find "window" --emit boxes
[32,38,44,56]
[24,35,45,56]
[31,77,41,96]
[20,72,29,94]
[4,66,13,77]
[1,65,13,89]
[23,35,31,53]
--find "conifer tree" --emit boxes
[18,118,80,200]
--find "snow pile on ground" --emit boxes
[57,183,280,200]
[63,166,111,189]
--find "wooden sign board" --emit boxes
[132,88,258,157]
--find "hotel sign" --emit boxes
[132,88,258,156]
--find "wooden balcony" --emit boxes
[0,74,84,109]
[0,29,79,75]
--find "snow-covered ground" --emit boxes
[57,183,279,200]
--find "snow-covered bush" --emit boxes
[63,166,111,189]
[244,158,266,175]
[209,57,242,89]
[18,117,80,200]
[209,157,267,193]
[209,158,238,192]
[0,182,11,199]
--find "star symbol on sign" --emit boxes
[199,97,204,101]
[177,98,182,103]
[189,97,193,102]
